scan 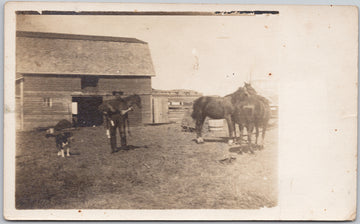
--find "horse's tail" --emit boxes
[264,102,271,123]
[191,97,204,120]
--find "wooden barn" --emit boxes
[16,31,155,130]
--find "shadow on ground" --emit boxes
[229,144,264,154]
[113,145,149,152]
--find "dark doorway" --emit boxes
[72,96,103,127]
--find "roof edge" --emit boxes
[16,31,148,44]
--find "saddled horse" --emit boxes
[98,94,141,153]
[191,87,249,144]
[232,83,271,152]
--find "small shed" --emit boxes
[152,96,169,123]
[152,89,202,123]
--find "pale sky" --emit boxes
[17,14,280,96]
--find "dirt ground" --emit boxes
[16,120,278,209]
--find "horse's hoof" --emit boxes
[196,137,204,144]
[228,139,234,145]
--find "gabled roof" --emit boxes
[16,31,156,77]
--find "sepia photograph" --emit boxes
[14,8,279,210]
[4,2,358,221]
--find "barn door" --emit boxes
[152,97,169,123]
[72,96,103,127]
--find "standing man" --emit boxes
[103,107,133,153]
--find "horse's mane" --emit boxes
[226,87,249,104]
[244,84,271,105]
[224,87,244,97]
[244,84,257,95]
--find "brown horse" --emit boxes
[98,94,141,152]
[191,87,249,144]
[232,83,271,152]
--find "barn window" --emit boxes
[81,76,99,89]
[43,97,52,108]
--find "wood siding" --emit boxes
[98,76,152,94]
[152,93,202,123]
[18,75,152,130]
[167,96,199,123]
[152,97,169,123]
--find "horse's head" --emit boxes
[236,87,250,97]
[244,82,257,95]
[98,102,111,115]
[231,87,249,104]
[98,103,106,112]
[127,94,142,109]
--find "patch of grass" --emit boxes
[16,123,278,209]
